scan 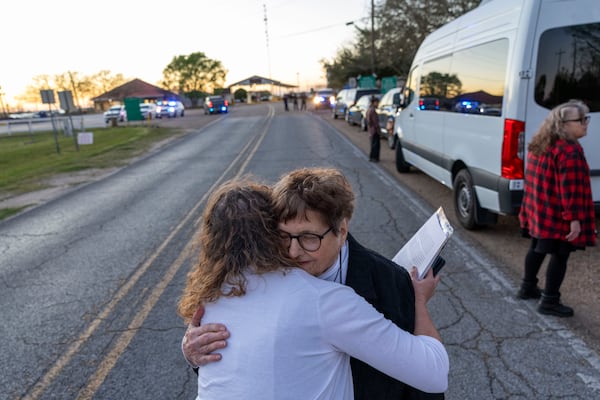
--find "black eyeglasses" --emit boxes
[279,227,333,252]
[563,115,591,124]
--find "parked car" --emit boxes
[156,100,185,118]
[203,96,229,114]
[332,87,380,120]
[139,103,157,120]
[375,87,404,147]
[312,88,335,110]
[103,105,126,123]
[347,94,381,131]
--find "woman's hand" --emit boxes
[565,220,581,242]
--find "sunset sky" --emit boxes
[1,0,370,106]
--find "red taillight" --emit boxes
[501,118,525,179]
[207,101,213,108]
[224,100,229,106]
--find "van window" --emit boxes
[450,39,507,116]
[419,55,452,111]
[534,22,600,112]
[404,65,419,105]
[418,39,509,116]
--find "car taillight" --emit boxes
[501,118,525,179]
[224,100,228,106]
[208,101,213,108]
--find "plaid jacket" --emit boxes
[519,139,596,247]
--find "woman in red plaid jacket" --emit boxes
[518,100,597,317]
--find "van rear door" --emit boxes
[527,0,600,204]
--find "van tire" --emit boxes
[453,169,480,229]
[395,142,411,173]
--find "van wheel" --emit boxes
[453,169,498,229]
[395,141,411,173]
[453,169,479,229]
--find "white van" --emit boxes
[394,0,600,229]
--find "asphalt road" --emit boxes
[1,104,599,399]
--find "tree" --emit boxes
[14,71,127,111]
[161,52,227,105]
[15,75,54,108]
[234,88,247,102]
[321,0,481,88]
[89,70,128,99]
[420,71,462,98]
[53,71,87,111]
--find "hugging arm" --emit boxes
[182,305,230,368]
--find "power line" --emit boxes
[276,17,369,39]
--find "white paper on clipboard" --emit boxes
[392,207,454,279]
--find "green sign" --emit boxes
[124,97,144,121]
[381,77,398,93]
[358,76,376,88]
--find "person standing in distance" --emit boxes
[366,96,381,162]
[182,167,446,400]
[517,100,596,317]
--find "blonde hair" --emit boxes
[177,178,297,323]
[528,99,589,156]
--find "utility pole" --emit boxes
[263,4,272,80]
[370,0,375,76]
[0,86,7,119]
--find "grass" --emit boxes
[0,124,184,206]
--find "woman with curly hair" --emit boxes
[518,100,597,317]
[178,178,448,399]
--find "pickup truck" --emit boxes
[203,96,229,114]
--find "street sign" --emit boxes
[358,76,376,88]
[381,77,398,93]
[40,89,55,104]
[58,91,76,112]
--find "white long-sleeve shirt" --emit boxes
[196,267,448,400]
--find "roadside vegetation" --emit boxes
[0,125,183,219]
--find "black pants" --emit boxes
[523,238,570,296]
[369,133,380,161]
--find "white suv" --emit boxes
[156,100,185,118]
[103,105,126,123]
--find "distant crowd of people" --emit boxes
[283,92,307,111]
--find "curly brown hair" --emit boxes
[177,178,298,323]
[528,99,590,156]
[272,167,355,233]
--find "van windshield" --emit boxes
[535,22,600,112]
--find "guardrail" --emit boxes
[0,115,104,136]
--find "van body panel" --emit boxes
[396,0,600,228]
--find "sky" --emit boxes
[1,0,370,107]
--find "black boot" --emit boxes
[516,281,541,300]
[537,293,574,317]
